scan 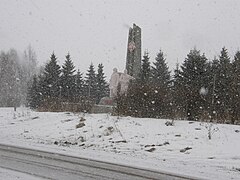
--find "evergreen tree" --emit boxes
[177,48,209,120]
[85,63,97,101]
[117,51,170,118]
[41,52,61,99]
[73,69,84,100]
[151,49,171,87]
[140,51,151,83]
[61,53,76,100]
[214,47,232,120]
[96,63,109,104]
[229,51,240,123]
[150,49,172,117]
[203,57,219,121]
[172,62,185,118]
[27,75,40,109]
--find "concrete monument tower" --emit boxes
[126,24,142,79]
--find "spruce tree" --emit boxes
[85,63,97,101]
[214,47,232,120]
[150,49,172,117]
[177,48,209,120]
[151,49,171,87]
[74,70,84,100]
[96,63,109,104]
[140,51,151,83]
[61,53,76,100]
[42,52,61,99]
[229,51,240,123]
[27,75,40,109]
[122,52,155,118]
[172,62,185,118]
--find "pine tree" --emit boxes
[96,63,109,104]
[85,63,97,101]
[37,73,46,106]
[140,51,151,83]
[177,48,209,120]
[73,70,84,100]
[172,62,185,118]
[151,49,171,87]
[27,75,40,109]
[61,53,76,100]
[202,57,218,121]
[41,52,61,99]
[214,47,232,120]
[150,49,172,117]
[229,51,240,123]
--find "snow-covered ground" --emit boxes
[0,107,240,180]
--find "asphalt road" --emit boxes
[0,143,199,180]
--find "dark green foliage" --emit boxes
[85,63,97,101]
[151,49,171,88]
[115,50,172,118]
[151,49,172,117]
[60,53,76,100]
[27,75,40,109]
[41,52,61,98]
[114,80,171,118]
[171,62,185,118]
[96,63,109,104]
[173,48,210,120]
[73,70,84,100]
[229,51,240,124]
[26,53,97,112]
[213,47,232,120]
[140,51,151,82]
[2,44,239,123]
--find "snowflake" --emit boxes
[199,87,207,95]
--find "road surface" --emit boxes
[0,143,200,180]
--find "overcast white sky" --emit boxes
[1,0,240,79]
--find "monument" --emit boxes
[92,23,141,113]
[109,68,134,98]
[126,23,142,79]
[108,23,142,99]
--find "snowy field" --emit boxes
[0,107,240,180]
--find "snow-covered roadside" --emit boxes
[0,107,239,180]
[0,167,43,180]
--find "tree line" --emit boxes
[27,52,109,111]
[1,45,240,124]
[116,47,240,124]
[0,46,37,107]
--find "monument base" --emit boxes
[90,97,114,114]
